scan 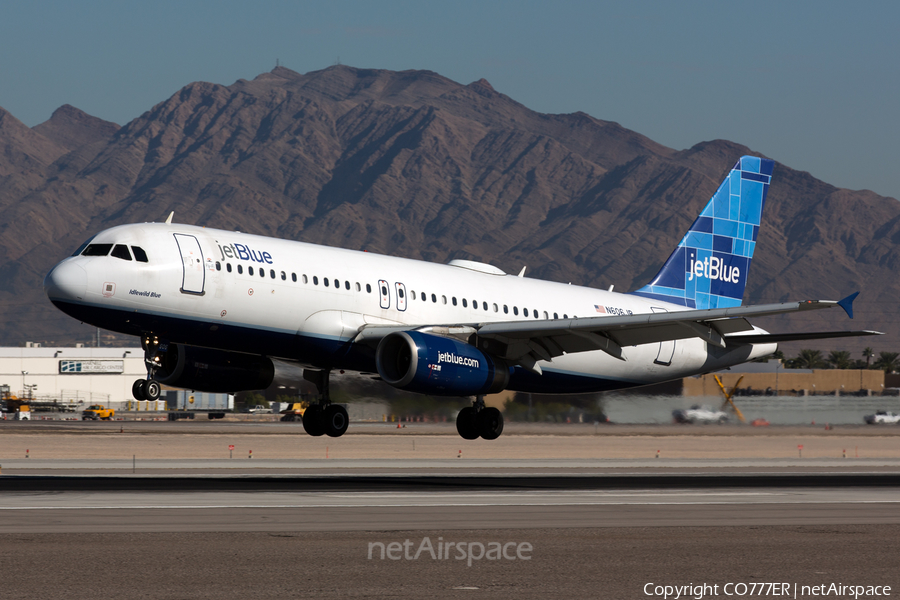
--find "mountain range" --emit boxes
[0,65,894,353]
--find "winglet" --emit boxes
[165,211,174,224]
[837,291,859,319]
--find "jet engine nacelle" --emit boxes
[375,331,509,396]
[154,343,275,393]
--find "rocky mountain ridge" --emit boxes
[0,65,894,351]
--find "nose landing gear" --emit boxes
[456,395,504,440]
[132,335,163,401]
[301,369,348,438]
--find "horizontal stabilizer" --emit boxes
[725,330,883,345]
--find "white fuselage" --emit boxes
[44,223,774,394]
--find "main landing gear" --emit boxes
[301,369,348,438]
[456,395,504,440]
[132,334,162,401]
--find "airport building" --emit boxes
[0,345,146,407]
[0,346,231,413]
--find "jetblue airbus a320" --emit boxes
[44,157,879,440]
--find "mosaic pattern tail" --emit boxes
[631,156,774,309]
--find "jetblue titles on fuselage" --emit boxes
[218,242,273,264]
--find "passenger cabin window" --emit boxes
[227,263,232,273]
[215,262,221,271]
[110,244,132,261]
[431,293,437,303]
[313,276,319,285]
[513,307,519,316]
[345,281,350,291]
[270,269,276,279]
[462,299,467,308]
[82,243,113,256]
[303,275,308,284]
[281,271,286,281]
[260,269,265,278]
[553,312,558,319]
[237,265,243,274]
[366,284,371,293]
[483,301,488,311]
[355,282,361,292]
[249,266,254,276]
[503,305,508,314]
[421,292,426,301]
[493,303,498,312]
[523,308,529,317]
[452,297,457,306]
[131,246,149,262]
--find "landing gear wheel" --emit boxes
[456,406,480,440]
[132,379,147,400]
[477,407,504,440]
[323,405,349,438]
[302,405,325,437]
[142,379,161,401]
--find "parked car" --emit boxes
[673,405,729,424]
[864,411,900,425]
[247,405,272,414]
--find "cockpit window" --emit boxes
[71,237,95,257]
[110,244,132,261]
[131,246,149,263]
[82,243,113,257]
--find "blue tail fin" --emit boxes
[631,156,774,309]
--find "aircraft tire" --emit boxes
[478,407,504,440]
[142,379,161,401]
[324,405,349,438]
[132,379,147,401]
[302,405,325,437]
[456,407,480,440]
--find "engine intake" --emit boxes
[154,343,275,393]
[375,331,509,396]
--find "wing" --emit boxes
[354,294,881,373]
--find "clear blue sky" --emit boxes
[2,0,897,199]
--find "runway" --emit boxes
[3,471,900,534]
[3,425,899,597]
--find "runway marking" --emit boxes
[2,501,899,510]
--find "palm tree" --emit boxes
[873,352,900,374]
[788,349,828,369]
[827,350,853,370]
[862,347,874,369]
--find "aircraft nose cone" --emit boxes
[44,260,87,301]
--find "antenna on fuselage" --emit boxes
[165,211,174,224]
[518,266,527,278]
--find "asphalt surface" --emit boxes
[2,423,899,598]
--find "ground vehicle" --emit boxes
[247,405,272,414]
[82,404,115,420]
[279,402,309,421]
[14,405,31,420]
[864,411,900,425]
[673,405,729,424]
